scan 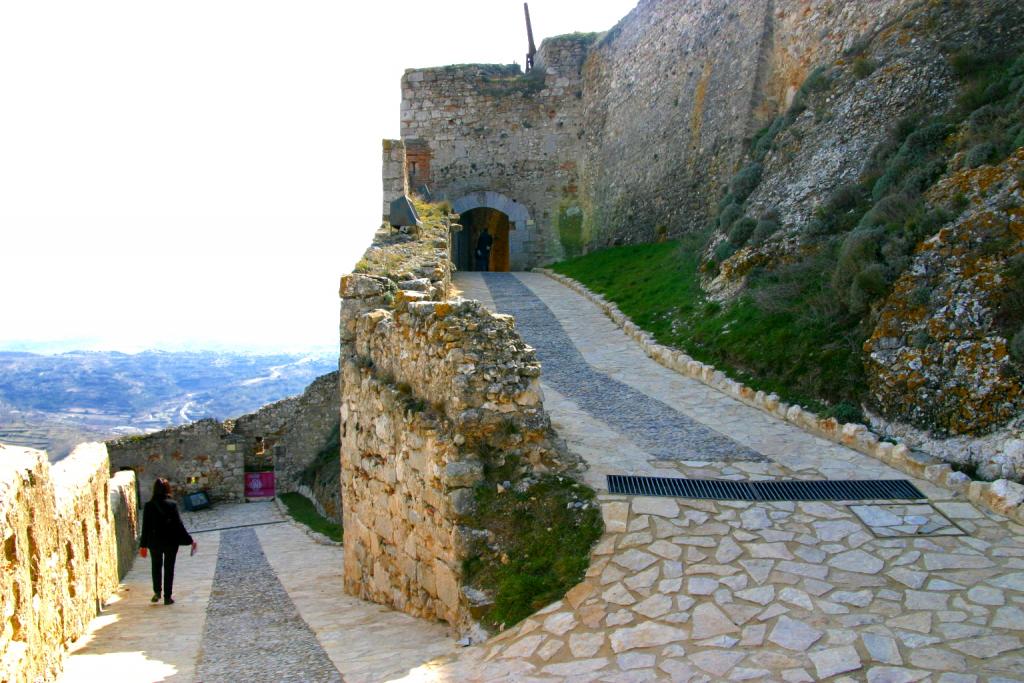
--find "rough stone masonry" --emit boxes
[339,214,584,634]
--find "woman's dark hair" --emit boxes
[152,477,172,501]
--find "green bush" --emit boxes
[1011,327,1024,363]
[855,263,890,297]
[752,116,786,161]
[966,141,998,167]
[719,202,743,230]
[833,227,883,295]
[825,402,864,424]
[729,217,758,248]
[730,163,763,203]
[751,214,780,244]
[853,57,877,79]
[872,122,953,201]
[714,240,738,263]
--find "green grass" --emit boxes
[463,475,602,630]
[278,492,342,543]
[552,238,867,418]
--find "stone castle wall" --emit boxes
[398,35,593,268]
[107,371,339,510]
[389,0,923,264]
[339,212,578,633]
[1,442,137,683]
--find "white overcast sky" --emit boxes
[0,0,637,354]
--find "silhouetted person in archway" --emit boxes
[475,227,493,271]
[140,478,197,605]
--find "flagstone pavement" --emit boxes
[57,271,1024,682]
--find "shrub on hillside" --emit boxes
[729,217,757,248]
[719,202,743,230]
[751,213,780,245]
[1011,327,1024,363]
[730,163,763,203]
[966,141,998,167]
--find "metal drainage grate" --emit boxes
[607,475,924,502]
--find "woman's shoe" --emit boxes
[164,598,175,605]
[151,594,160,603]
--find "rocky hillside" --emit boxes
[700,0,1024,477]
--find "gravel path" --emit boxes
[197,528,343,682]
[483,272,764,462]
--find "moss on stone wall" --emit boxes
[558,203,585,259]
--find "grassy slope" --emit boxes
[278,492,343,543]
[552,238,866,420]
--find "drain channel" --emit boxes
[608,475,924,501]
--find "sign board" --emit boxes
[183,491,211,511]
[245,472,275,498]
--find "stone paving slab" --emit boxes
[59,502,457,683]
[437,272,1024,682]
[256,522,457,683]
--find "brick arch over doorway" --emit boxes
[452,192,532,271]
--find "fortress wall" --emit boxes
[107,371,339,507]
[398,36,592,267]
[108,419,244,504]
[339,214,577,633]
[393,0,923,261]
[0,443,137,683]
[578,0,772,245]
[232,371,339,497]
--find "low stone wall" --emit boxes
[0,442,137,683]
[540,268,1024,526]
[109,470,140,580]
[107,371,339,505]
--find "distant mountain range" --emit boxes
[0,349,337,459]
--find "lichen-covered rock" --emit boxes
[865,149,1024,437]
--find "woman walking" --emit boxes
[140,478,197,605]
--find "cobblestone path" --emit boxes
[483,272,763,463]
[196,527,343,682]
[430,272,1024,682]
[58,502,455,683]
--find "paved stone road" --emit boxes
[197,527,342,682]
[59,502,456,683]
[483,273,764,464]
[424,272,1024,682]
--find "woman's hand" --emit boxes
[191,541,198,556]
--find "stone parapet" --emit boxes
[0,442,137,683]
[539,268,1024,526]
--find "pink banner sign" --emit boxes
[245,472,275,498]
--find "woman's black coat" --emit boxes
[140,498,194,549]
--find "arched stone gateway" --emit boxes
[451,191,533,271]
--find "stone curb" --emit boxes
[536,268,1024,526]
[273,496,344,547]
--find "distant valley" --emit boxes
[0,349,337,459]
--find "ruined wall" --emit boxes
[107,419,244,504]
[109,470,140,580]
[0,443,136,683]
[399,35,593,268]
[339,208,580,633]
[107,371,339,505]
[382,139,409,219]
[232,371,339,496]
